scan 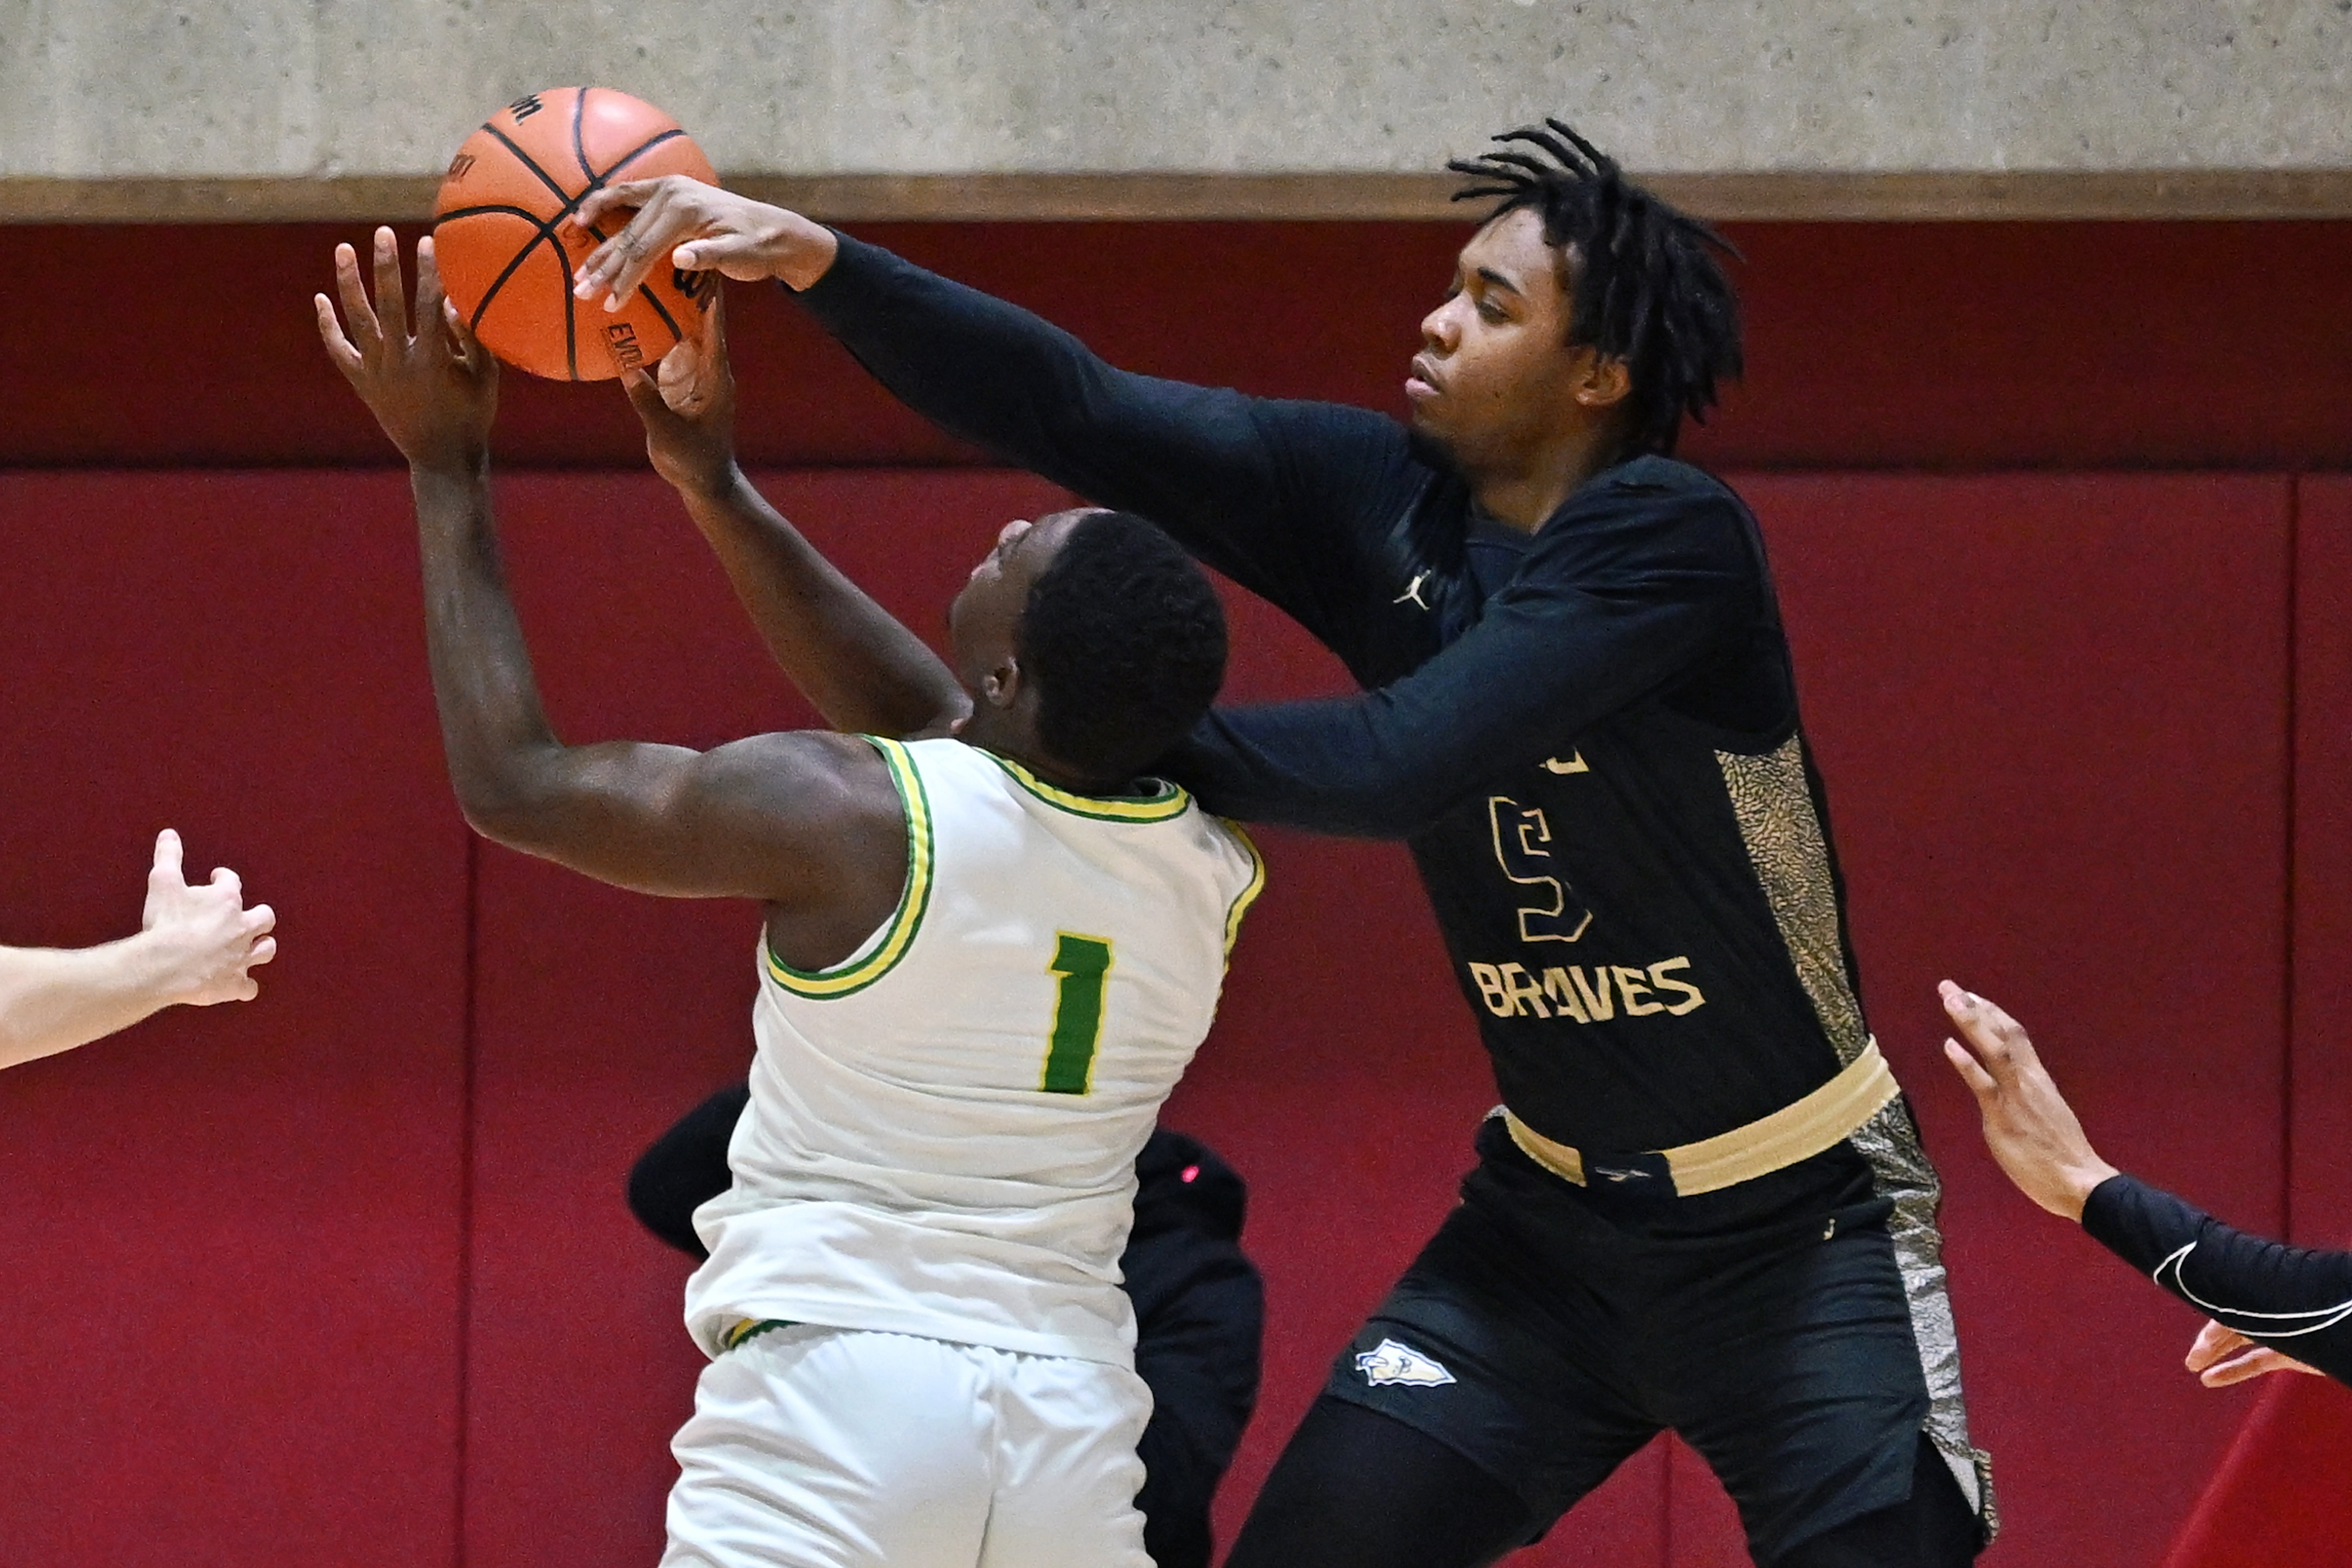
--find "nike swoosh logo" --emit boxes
[1542,754,1589,774]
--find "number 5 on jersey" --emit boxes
[1043,933,1115,1094]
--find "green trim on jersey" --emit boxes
[981,750,1192,822]
[720,1318,794,1352]
[1221,820,1268,955]
[765,737,935,999]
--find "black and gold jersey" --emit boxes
[1189,465,1874,1156]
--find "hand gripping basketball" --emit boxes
[622,295,740,500]
[573,179,838,307]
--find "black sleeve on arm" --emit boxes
[1159,473,1760,837]
[791,236,1413,646]
[2082,1172,2352,1385]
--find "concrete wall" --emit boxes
[4,1,2351,217]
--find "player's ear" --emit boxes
[981,654,1023,711]
[1571,347,1633,410]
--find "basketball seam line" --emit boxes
[463,218,557,340]
[469,119,578,368]
[437,203,553,223]
[636,270,685,342]
[570,86,597,183]
[454,105,696,378]
[440,202,574,341]
[563,90,583,377]
[478,122,574,212]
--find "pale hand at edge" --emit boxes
[141,829,277,1007]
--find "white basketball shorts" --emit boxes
[660,1323,1154,1568]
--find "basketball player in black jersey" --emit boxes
[574,121,1990,1566]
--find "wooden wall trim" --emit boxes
[6,169,2352,225]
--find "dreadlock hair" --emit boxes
[1015,511,1227,784]
[1448,118,1743,457]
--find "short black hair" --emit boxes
[1449,119,1743,457]
[1017,511,1227,784]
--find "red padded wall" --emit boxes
[4,221,2351,472]
[2291,479,2352,1250]
[2159,1375,2352,1568]
[0,473,470,1567]
[0,463,2318,1568]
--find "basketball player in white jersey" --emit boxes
[319,231,1263,1568]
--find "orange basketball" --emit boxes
[432,87,719,382]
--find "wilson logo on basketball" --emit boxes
[607,322,645,369]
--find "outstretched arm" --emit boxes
[569,182,1414,647]
[1939,982,2350,1388]
[624,312,968,740]
[0,830,276,1069]
[1937,983,2120,1220]
[2102,1183,2348,1388]
[1161,472,1759,835]
[316,229,890,907]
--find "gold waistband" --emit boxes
[1501,1039,1902,1198]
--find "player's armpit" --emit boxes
[467,728,906,909]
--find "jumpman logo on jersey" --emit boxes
[1392,571,1433,611]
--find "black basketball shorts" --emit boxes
[1321,1116,1987,1564]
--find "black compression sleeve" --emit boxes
[2081,1172,2352,1385]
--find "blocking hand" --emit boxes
[1939,981,2120,1221]
[572,179,836,305]
[316,228,499,469]
[141,830,277,1007]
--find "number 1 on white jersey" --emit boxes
[1044,934,1114,1094]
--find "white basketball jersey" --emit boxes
[684,736,1265,1366]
